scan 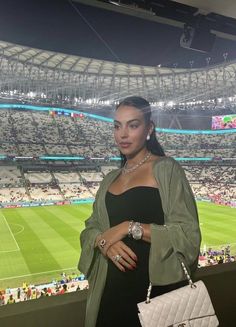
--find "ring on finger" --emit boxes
[113,254,122,262]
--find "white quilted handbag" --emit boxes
[137,262,219,327]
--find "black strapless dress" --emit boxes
[96,186,186,327]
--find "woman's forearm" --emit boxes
[95,222,151,252]
[141,223,151,243]
[94,221,130,251]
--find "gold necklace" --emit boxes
[122,152,151,175]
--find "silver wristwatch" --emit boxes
[131,222,143,240]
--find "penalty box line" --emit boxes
[1,212,20,251]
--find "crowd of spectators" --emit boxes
[0,163,235,205]
[0,109,235,159]
[0,109,117,157]
[0,109,234,205]
[0,272,88,306]
[198,245,235,267]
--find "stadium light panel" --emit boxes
[167,101,175,107]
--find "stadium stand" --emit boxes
[0,187,29,203]
[0,109,235,159]
[59,183,93,199]
[25,172,52,184]
[158,132,236,158]
[80,171,103,182]
[28,185,64,201]
[54,172,81,183]
[0,108,235,206]
[0,166,22,185]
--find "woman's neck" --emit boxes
[126,148,150,167]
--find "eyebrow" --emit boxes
[114,119,140,124]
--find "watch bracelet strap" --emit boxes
[128,220,134,238]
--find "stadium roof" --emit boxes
[77,0,236,41]
[0,40,189,75]
[0,39,236,104]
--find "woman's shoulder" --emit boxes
[152,156,183,175]
[152,155,177,168]
[100,167,121,184]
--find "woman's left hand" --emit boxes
[106,241,137,272]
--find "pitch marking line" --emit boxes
[0,249,20,254]
[12,223,25,236]
[1,212,20,251]
[0,267,77,281]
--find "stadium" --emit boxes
[0,1,235,326]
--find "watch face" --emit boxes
[133,229,142,240]
[132,224,143,240]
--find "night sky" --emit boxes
[0,0,236,68]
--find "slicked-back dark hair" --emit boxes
[116,96,165,167]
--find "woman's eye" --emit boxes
[114,125,119,129]
[130,125,138,129]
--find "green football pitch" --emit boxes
[0,202,235,289]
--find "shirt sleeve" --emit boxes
[78,186,103,278]
[77,169,118,278]
[149,158,202,285]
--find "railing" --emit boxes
[0,262,236,327]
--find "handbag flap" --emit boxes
[138,281,218,327]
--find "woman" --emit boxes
[78,96,201,327]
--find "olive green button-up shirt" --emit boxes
[78,156,201,327]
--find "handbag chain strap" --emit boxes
[181,262,196,289]
[145,261,196,304]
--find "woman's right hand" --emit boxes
[95,221,129,255]
[106,241,137,272]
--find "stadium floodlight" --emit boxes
[27,91,36,98]
[167,101,175,107]
[109,1,120,6]
[108,1,155,16]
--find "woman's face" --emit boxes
[114,105,152,157]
